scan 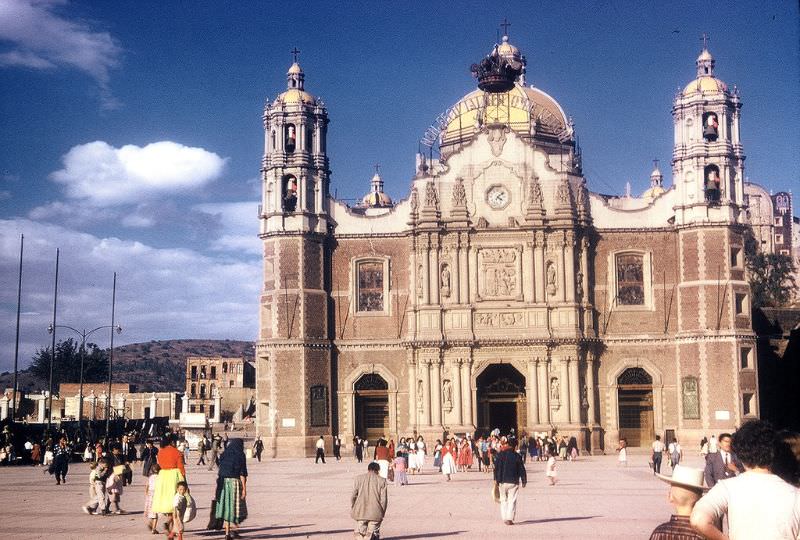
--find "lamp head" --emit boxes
[115,325,122,334]
[47,324,53,334]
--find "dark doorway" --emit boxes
[477,363,526,436]
[617,367,654,447]
[354,373,389,443]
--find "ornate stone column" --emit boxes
[580,237,590,304]
[537,360,550,424]
[452,359,463,426]
[557,231,567,303]
[522,241,534,302]
[564,231,576,303]
[430,239,440,304]
[407,358,417,430]
[431,359,442,427]
[461,359,473,427]
[422,359,432,426]
[586,353,597,425]
[526,359,539,425]
[569,357,580,424]
[534,231,545,303]
[459,235,469,304]
[560,358,571,421]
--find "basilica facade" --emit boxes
[255,36,762,456]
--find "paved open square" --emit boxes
[0,451,707,539]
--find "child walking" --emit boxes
[83,459,110,515]
[616,438,628,467]
[106,464,125,514]
[144,463,160,533]
[546,446,558,486]
[170,481,188,540]
[392,451,408,486]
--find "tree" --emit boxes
[29,338,110,387]
[743,228,798,308]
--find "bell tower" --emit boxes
[257,51,333,457]
[672,38,745,225]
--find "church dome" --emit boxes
[273,60,317,106]
[361,170,393,208]
[681,46,728,97]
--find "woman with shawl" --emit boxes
[151,437,186,531]
[215,437,248,540]
[440,439,457,481]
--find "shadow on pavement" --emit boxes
[190,524,313,536]
[383,532,467,539]
[516,515,600,525]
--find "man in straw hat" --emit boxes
[649,464,707,539]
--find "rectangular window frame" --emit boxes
[609,250,654,312]
[742,392,756,417]
[734,292,748,316]
[352,256,391,316]
[740,347,753,370]
[309,385,328,427]
[775,233,784,245]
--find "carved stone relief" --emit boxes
[474,311,524,328]
[442,379,452,410]
[440,263,452,298]
[479,248,519,298]
[486,125,509,157]
[546,261,558,296]
[452,177,467,207]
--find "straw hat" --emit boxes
[656,465,708,491]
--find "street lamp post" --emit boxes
[47,323,122,433]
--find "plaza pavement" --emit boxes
[0,450,708,539]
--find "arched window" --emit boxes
[210,366,216,379]
[704,164,721,203]
[200,366,207,379]
[354,373,389,391]
[285,124,296,153]
[200,384,206,398]
[210,383,216,396]
[617,367,653,386]
[702,112,719,142]
[190,366,197,380]
[190,383,196,398]
[305,125,313,152]
[271,130,276,150]
[616,253,645,305]
[282,175,298,212]
[222,362,228,374]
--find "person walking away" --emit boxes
[315,435,326,464]
[208,435,221,471]
[106,464,126,514]
[652,435,665,475]
[145,463,161,533]
[197,436,208,466]
[669,439,683,469]
[351,462,388,540]
[704,432,744,488]
[392,451,408,486]
[83,459,110,515]
[649,464,706,539]
[142,439,159,478]
[616,438,628,467]
[51,436,70,485]
[333,435,342,461]
[215,438,248,540]
[691,419,800,539]
[546,446,557,485]
[374,439,391,478]
[253,436,264,462]
[493,438,527,525]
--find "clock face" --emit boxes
[487,186,510,209]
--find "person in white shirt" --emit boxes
[691,420,800,540]
[652,435,666,475]
[669,440,683,470]
[315,435,326,464]
[708,434,719,454]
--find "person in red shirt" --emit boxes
[150,437,186,532]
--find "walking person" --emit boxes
[440,439,457,481]
[151,437,187,533]
[493,438,527,525]
[350,462,388,540]
[315,435,326,464]
[668,439,683,470]
[652,435,665,475]
[333,435,342,461]
[196,436,208,466]
[253,436,264,462]
[51,436,71,485]
[83,459,111,515]
[141,439,159,478]
[208,435,221,471]
[215,438,248,540]
[546,445,558,485]
[616,438,628,467]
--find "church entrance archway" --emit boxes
[617,367,654,447]
[476,364,526,436]
[354,373,389,442]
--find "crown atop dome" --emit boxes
[471,33,526,93]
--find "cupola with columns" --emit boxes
[671,35,745,225]
[360,164,394,209]
[261,48,331,235]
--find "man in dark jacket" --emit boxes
[493,438,527,525]
[704,432,744,488]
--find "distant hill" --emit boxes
[0,339,255,394]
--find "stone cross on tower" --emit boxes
[291,47,301,63]
[500,18,511,37]
[701,33,709,50]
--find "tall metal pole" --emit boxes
[77,330,86,431]
[11,234,23,422]
[47,248,59,434]
[105,272,117,438]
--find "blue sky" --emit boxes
[0,0,798,372]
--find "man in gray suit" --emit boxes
[704,432,744,487]
[351,462,388,540]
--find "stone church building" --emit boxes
[256,35,762,456]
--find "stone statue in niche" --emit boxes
[546,261,557,296]
[452,178,467,207]
[557,178,571,206]
[425,180,439,208]
[550,377,560,401]
[442,379,452,409]
[529,177,543,207]
[416,264,424,299]
[410,187,419,213]
[440,264,451,298]
[417,380,424,410]
[576,270,584,300]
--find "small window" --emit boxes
[774,216,783,226]
[357,260,385,312]
[209,405,215,418]
[730,247,742,268]
[775,234,784,244]
[704,165,721,203]
[200,384,206,398]
[742,393,755,416]
[305,126,313,152]
[190,365,197,380]
[271,130,276,150]
[200,366,207,379]
[616,253,645,305]
[223,362,228,374]
[735,293,748,315]
[282,175,298,212]
[199,404,205,413]
[190,383,196,398]
[190,405,196,413]
[740,347,752,369]
[210,366,216,379]
[780,249,790,256]
[229,380,234,387]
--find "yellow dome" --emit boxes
[361,191,394,208]
[642,185,666,199]
[274,88,317,106]
[683,76,728,96]
[440,83,569,149]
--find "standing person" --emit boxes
[105,464,126,514]
[170,481,189,540]
[652,435,665,475]
[493,438,527,525]
[151,437,187,533]
[691,420,800,539]
[354,436,364,463]
[616,438,628,467]
[215,438,248,540]
[414,436,426,473]
[141,440,159,478]
[315,435,326,464]
[392,451,408,486]
[51,436,71,485]
[253,436,264,462]
[440,439,457,481]
[546,445,558,485]
[145,463,161,533]
[333,435,342,462]
[31,441,41,466]
[208,435,221,471]
[669,439,683,469]
[433,440,443,472]
[649,465,707,539]
[704,432,744,488]
[374,439,391,479]
[350,462,388,540]
[197,436,208,466]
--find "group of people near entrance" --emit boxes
[648,419,800,539]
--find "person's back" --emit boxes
[351,467,388,522]
[494,447,525,484]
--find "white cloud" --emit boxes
[50,141,227,206]
[28,200,117,226]
[0,0,122,107]
[0,218,260,372]
[193,202,260,256]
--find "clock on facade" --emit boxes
[486,185,510,209]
